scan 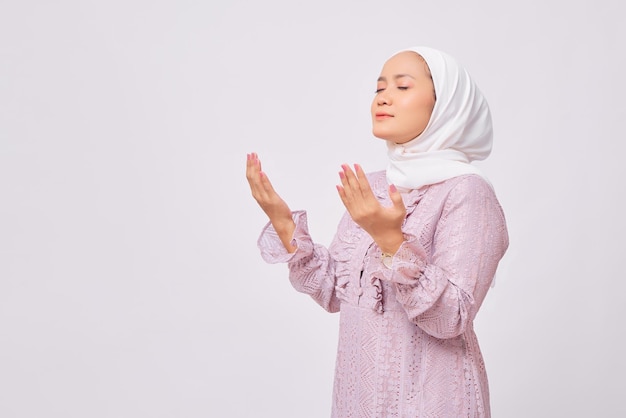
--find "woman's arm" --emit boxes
[247,153,340,313]
[371,176,509,339]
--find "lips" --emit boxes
[375,112,393,119]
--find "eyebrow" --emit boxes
[377,74,416,82]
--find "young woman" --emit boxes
[246,46,509,417]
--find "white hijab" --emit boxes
[385,46,493,191]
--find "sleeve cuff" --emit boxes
[257,210,314,264]
[368,238,428,285]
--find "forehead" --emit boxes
[380,51,427,77]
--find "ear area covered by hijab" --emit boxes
[385,46,493,191]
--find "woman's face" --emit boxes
[371,51,436,144]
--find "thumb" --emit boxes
[388,184,405,211]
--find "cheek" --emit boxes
[408,97,434,122]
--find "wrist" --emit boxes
[376,235,404,255]
[271,217,297,253]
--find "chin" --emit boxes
[372,128,394,142]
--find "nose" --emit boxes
[377,90,390,105]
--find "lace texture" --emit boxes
[258,171,508,417]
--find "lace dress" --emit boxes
[258,171,509,418]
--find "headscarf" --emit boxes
[385,46,493,191]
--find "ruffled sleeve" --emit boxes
[257,210,341,313]
[258,210,314,264]
[367,237,428,286]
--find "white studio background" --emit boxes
[1,1,624,417]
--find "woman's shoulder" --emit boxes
[435,175,505,219]
[435,174,494,194]
[423,175,502,211]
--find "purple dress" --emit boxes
[258,171,509,417]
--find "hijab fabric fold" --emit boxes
[386,46,493,191]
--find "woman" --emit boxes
[246,46,508,417]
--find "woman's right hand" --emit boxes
[246,152,296,252]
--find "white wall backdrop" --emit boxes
[1,1,624,417]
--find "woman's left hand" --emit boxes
[336,164,406,254]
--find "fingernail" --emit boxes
[390,184,397,193]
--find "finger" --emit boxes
[338,171,351,201]
[246,153,260,186]
[354,164,374,196]
[338,169,357,205]
[341,164,357,186]
[341,164,362,198]
[336,185,358,218]
[251,154,280,199]
[255,152,262,173]
[388,184,406,211]
[336,185,348,206]
[246,153,261,185]
[247,153,272,201]
[246,152,260,174]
